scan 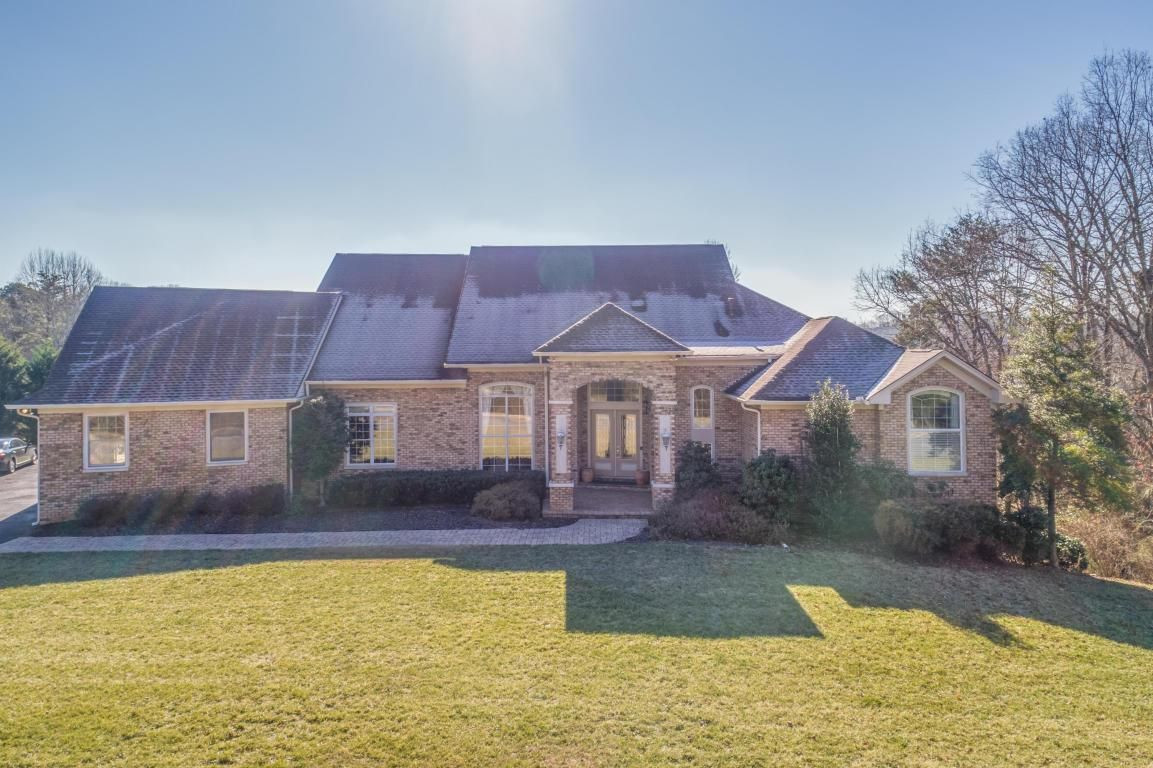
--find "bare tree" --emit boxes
[854,213,1032,377]
[976,49,1153,455]
[12,249,104,349]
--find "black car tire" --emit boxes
[30,449,38,465]
[5,458,14,474]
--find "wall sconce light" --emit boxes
[556,416,568,451]
[660,425,671,451]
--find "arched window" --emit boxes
[908,388,964,474]
[480,383,534,471]
[689,386,715,456]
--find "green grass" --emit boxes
[1,543,1151,767]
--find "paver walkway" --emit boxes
[0,518,647,554]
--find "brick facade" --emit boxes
[33,360,997,521]
[751,362,997,504]
[36,406,289,523]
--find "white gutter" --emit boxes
[9,398,301,412]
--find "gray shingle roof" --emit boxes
[535,303,689,354]
[728,317,905,401]
[310,254,466,381]
[446,245,809,364]
[16,286,340,406]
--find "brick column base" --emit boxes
[548,485,574,514]
[651,484,674,510]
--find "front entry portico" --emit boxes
[545,362,680,514]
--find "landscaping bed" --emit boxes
[32,505,573,537]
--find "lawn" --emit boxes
[1,543,1151,767]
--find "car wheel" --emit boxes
[30,449,38,465]
[5,458,14,474]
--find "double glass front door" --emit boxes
[591,410,639,480]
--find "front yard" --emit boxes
[1,542,1151,767]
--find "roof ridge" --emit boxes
[734,316,834,401]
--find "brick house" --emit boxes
[9,245,1004,522]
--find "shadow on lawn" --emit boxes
[0,543,1150,647]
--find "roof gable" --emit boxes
[18,286,340,406]
[729,316,905,401]
[535,303,690,354]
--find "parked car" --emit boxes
[0,438,37,474]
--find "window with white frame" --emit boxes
[689,386,715,456]
[207,411,247,464]
[347,404,397,467]
[480,383,533,471]
[908,389,964,474]
[85,413,128,470]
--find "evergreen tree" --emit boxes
[803,379,862,532]
[996,309,1132,566]
[0,339,29,437]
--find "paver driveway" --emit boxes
[0,464,36,543]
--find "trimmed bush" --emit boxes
[739,449,798,525]
[651,489,779,545]
[73,484,286,532]
[675,441,722,499]
[874,499,1001,558]
[326,470,547,509]
[1056,533,1089,572]
[471,482,542,521]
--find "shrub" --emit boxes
[1056,533,1089,572]
[73,485,286,532]
[291,394,349,503]
[651,489,780,545]
[326,470,547,508]
[739,449,798,525]
[1002,506,1049,565]
[675,441,722,498]
[857,460,918,508]
[1061,513,1153,582]
[801,380,862,534]
[874,499,1001,558]
[471,482,542,521]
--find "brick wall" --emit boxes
[673,363,763,478]
[37,406,289,523]
[318,369,548,476]
[754,363,997,503]
[877,366,997,503]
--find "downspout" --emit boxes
[287,394,305,498]
[542,357,549,479]
[17,409,41,524]
[740,401,762,457]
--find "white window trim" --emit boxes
[689,385,716,456]
[83,412,130,472]
[907,387,966,476]
[205,409,249,466]
[345,402,399,469]
[478,382,535,471]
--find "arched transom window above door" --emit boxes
[908,388,964,475]
[690,386,715,456]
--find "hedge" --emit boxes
[326,469,547,508]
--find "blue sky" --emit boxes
[2,1,1151,318]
